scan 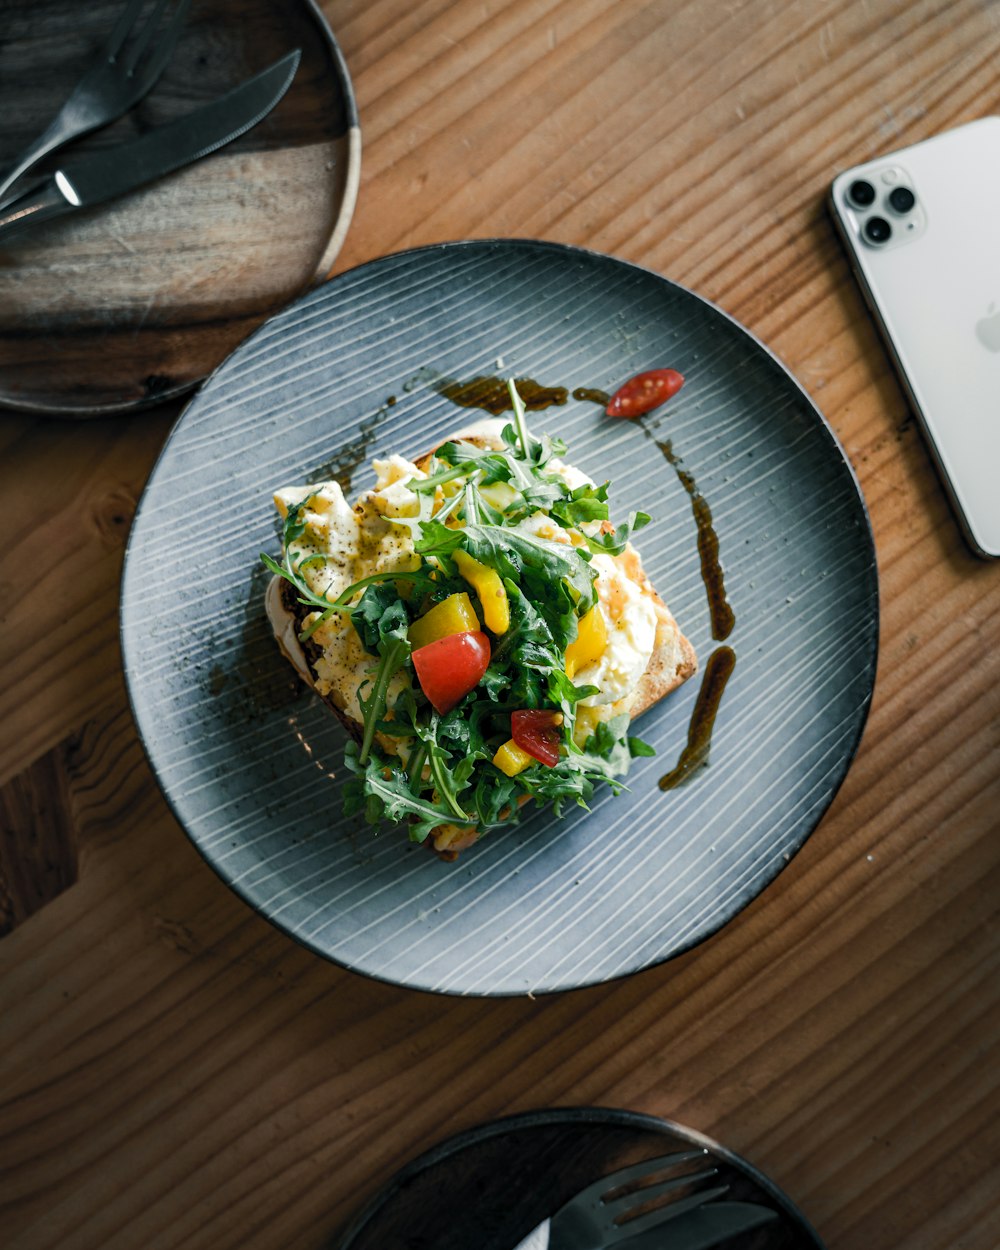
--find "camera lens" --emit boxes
[888,186,915,213]
[864,216,892,244]
[849,179,876,207]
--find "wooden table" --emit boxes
[2,2,998,1246]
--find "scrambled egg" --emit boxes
[507,454,661,720]
[273,454,425,723]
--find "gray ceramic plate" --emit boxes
[332,1107,826,1249]
[121,239,878,996]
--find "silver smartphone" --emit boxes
[829,116,1000,559]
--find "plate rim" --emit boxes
[330,1104,827,1249]
[0,0,361,418]
[120,236,880,997]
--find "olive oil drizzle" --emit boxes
[658,646,736,789]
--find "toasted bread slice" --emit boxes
[266,575,363,745]
[265,431,697,857]
[617,543,698,717]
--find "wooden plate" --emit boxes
[0,0,359,416]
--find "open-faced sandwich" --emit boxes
[263,380,696,858]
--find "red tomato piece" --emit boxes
[411,631,491,714]
[606,368,684,418]
[511,709,562,768]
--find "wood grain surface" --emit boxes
[1,1,998,1248]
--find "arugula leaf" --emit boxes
[471,767,523,829]
[350,581,409,655]
[408,458,482,492]
[463,524,597,615]
[414,435,517,478]
[488,581,561,678]
[507,378,534,460]
[344,745,465,844]
[356,620,411,765]
[578,510,652,558]
[479,663,511,702]
[260,550,332,613]
[575,717,635,781]
[503,382,566,468]
[280,490,315,543]
[415,715,470,822]
[545,669,600,705]
[550,482,611,530]
[414,520,466,559]
[435,700,495,757]
[407,742,428,794]
[514,765,596,815]
[464,480,507,526]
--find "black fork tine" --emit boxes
[103,0,150,61]
[603,1165,720,1220]
[606,1181,731,1242]
[591,1149,709,1201]
[131,0,192,87]
[122,0,173,76]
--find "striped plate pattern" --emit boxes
[120,239,878,996]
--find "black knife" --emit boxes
[0,48,300,243]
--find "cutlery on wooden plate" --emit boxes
[0,0,193,207]
[0,48,300,244]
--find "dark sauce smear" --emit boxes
[572,386,610,406]
[656,438,735,642]
[648,434,736,790]
[437,375,569,413]
[659,646,736,789]
[306,406,385,494]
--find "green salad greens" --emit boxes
[263,380,656,851]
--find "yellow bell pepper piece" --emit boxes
[479,481,518,512]
[565,605,607,678]
[453,549,510,634]
[573,704,603,748]
[493,739,535,777]
[408,592,480,650]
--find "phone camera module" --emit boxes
[848,179,876,207]
[863,216,892,245]
[888,185,916,213]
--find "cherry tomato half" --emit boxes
[511,709,562,768]
[411,631,491,714]
[606,368,684,418]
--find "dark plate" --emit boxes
[331,1107,826,1249]
[0,0,359,415]
[120,239,879,996]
